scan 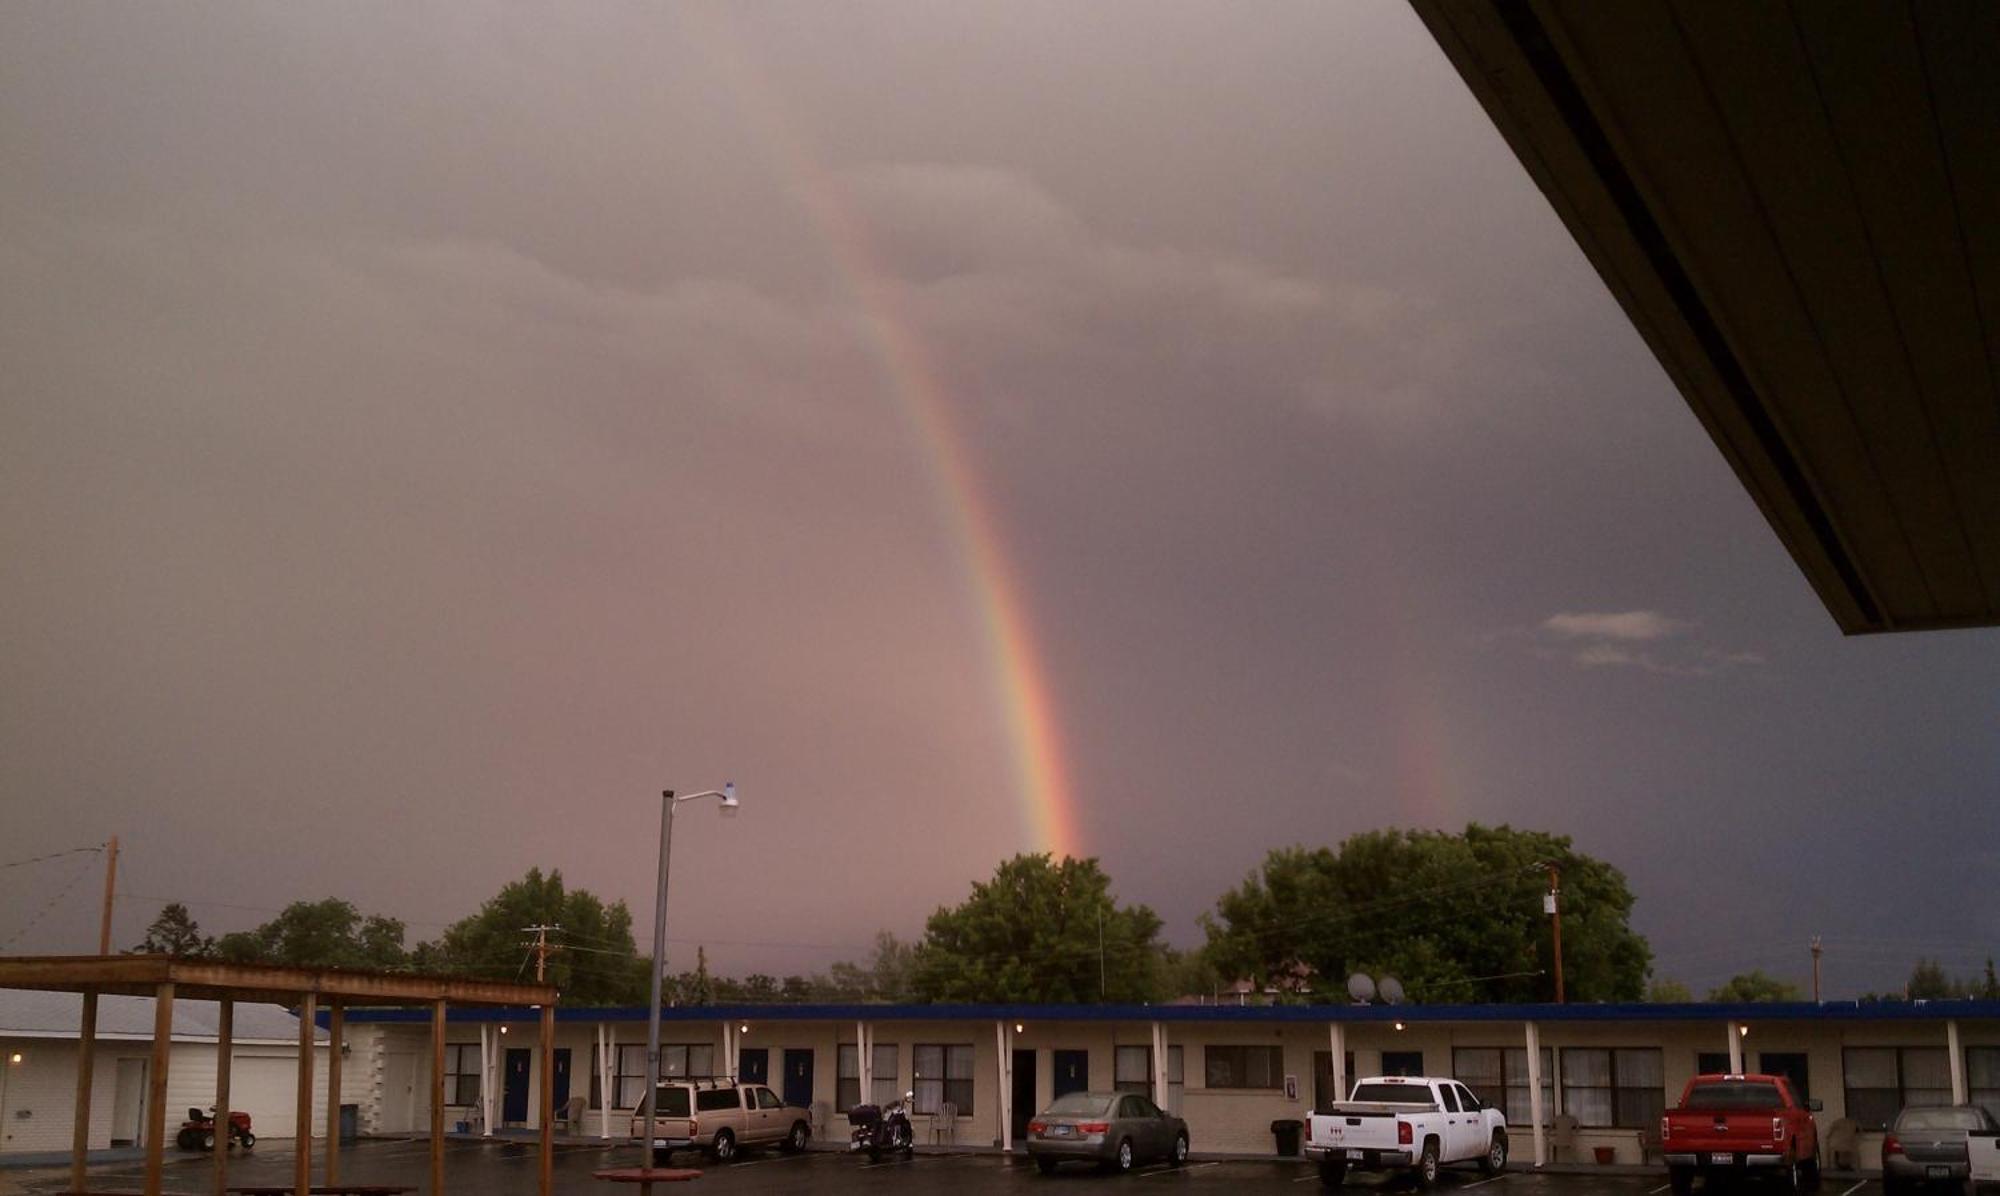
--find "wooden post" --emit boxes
[431,1001,447,1196]
[98,837,119,955]
[145,982,174,1196]
[539,1003,555,1196]
[72,989,99,1195]
[1547,865,1564,1004]
[295,993,316,1196]
[213,999,233,1196]
[325,1002,344,1185]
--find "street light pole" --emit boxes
[640,783,736,1176]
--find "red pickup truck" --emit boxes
[1661,1073,1822,1194]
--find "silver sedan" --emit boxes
[1881,1104,1998,1193]
[1025,1091,1190,1174]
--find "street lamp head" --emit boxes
[719,781,739,817]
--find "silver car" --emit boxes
[1025,1091,1190,1174]
[1881,1104,1998,1193]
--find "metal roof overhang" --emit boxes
[0,953,557,1008]
[1407,0,2000,633]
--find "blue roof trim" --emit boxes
[328,999,2000,1027]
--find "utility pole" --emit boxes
[1811,936,1823,1003]
[1546,864,1564,1004]
[522,925,563,983]
[1097,904,1106,1001]
[98,836,119,955]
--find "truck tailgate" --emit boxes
[1312,1104,1429,1150]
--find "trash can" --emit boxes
[1271,1119,1304,1156]
[339,1104,359,1143]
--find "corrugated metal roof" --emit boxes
[0,988,318,1044]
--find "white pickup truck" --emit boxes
[1303,1074,1508,1188]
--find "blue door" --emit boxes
[503,1049,532,1124]
[739,1047,769,1085]
[783,1049,814,1109]
[553,1049,572,1108]
[1053,1050,1089,1099]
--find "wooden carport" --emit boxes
[0,955,558,1196]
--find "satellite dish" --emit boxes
[1347,973,1377,1003]
[1379,977,1405,1005]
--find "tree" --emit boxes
[1646,979,1694,1003]
[214,899,408,969]
[131,902,213,957]
[1707,970,1802,1003]
[823,932,919,1002]
[424,868,645,1005]
[1201,825,1652,1004]
[911,855,1164,1003]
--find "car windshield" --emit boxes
[1349,1083,1432,1104]
[1899,1108,1989,1131]
[1682,1082,1783,1110]
[1044,1093,1114,1117]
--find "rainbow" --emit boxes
[688,12,1082,859]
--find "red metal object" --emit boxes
[591,1167,703,1184]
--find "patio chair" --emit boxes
[1549,1113,1579,1163]
[553,1096,586,1135]
[932,1101,957,1145]
[1823,1117,1860,1169]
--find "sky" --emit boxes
[3,1,1996,1001]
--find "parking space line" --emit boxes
[1646,1185,1670,1194]
[726,1152,812,1168]
[1460,1176,1510,1188]
[1139,1161,1220,1177]
[1839,1182,1869,1196]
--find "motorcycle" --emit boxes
[176,1106,255,1151]
[847,1091,916,1162]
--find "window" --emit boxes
[1453,1047,1552,1129]
[913,1044,974,1116]
[444,1044,480,1107]
[1844,1047,1950,1131]
[1560,1048,1664,1128]
[1204,1045,1283,1090]
[755,1088,783,1110]
[838,1043,901,1111]
[1115,1046,1151,1095]
[694,1087,741,1112]
[1968,1048,2000,1123]
[1440,1085,1460,1112]
[614,1043,715,1108]
[1381,1050,1424,1077]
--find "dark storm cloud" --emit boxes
[4,1,1996,994]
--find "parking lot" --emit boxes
[7,1140,1909,1196]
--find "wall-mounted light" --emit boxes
[8,1052,22,1065]
[1738,1025,1750,1038]
[1393,1022,1406,1032]
[499,1026,509,1035]
[1014,1024,1024,1035]
[739,1025,749,1035]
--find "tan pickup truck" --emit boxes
[631,1078,812,1163]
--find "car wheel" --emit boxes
[1319,1159,1347,1188]
[785,1121,809,1153]
[1803,1147,1821,1189]
[1668,1166,1694,1196]
[1415,1139,1440,1188]
[1480,1131,1508,1177]
[710,1129,736,1163]
[1114,1138,1134,1173]
[1170,1133,1189,1168]
[1784,1158,1805,1194]
[1036,1156,1058,1174]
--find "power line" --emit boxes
[0,852,103,950]
[0,844,104,871]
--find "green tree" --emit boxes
[213,899,408,968]
[1201,825,1651,1004]
[130,902,213,957]
[1707,970,1802,1003]
[1646,979,1694,1003]
[911,854,1164,1003]
[1905,959,1976,1000]
[425,868,646,1005]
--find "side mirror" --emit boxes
[1808,1099,1823,1113]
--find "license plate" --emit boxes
[1709,1153,1733,1165]
[1347,1149,1366,1160]
[1051,1125,1073,1138]
[1928,1165,1950,1178]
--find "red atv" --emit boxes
[176,1107,255,1151]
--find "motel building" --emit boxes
[326,999,2000,1168]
